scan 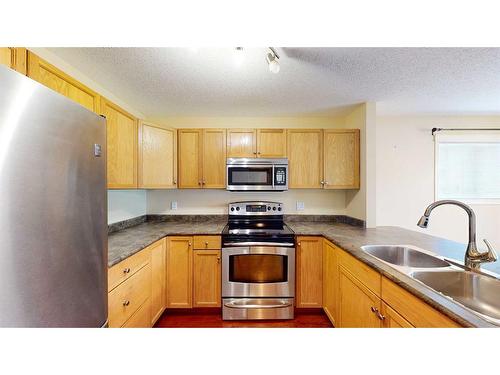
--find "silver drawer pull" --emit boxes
[224,301,292,309]
[123,300,130,306]
[123,268,131,274]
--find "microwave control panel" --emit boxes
[274,167,287,186]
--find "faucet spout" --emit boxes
[417,200,496,271]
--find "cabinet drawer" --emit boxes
[381,277,460,328]
[122,298,152,328]
[108,247,151,292]
[194,235,221,249]
[337,249,381,296]
[108,264,151,328]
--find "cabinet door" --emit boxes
[27,52,100,113]
[178,129,202,188]
[296,236,323,308]
[150,239,166,325]
[139,122,177,188]
[287,129,323,188]
[323,129,360,189]
[101,98,138,189]
[381,302,414,328]
[338,266,382,328]
[202,129,226,188]
[0,48,10,67]
[257,129,286,158]
[193,250,221,307]
[166,237,193,308]
[227,129,256,158]
[0,47,27,74]
[323,240,338,326]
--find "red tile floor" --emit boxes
[154,308,333,328]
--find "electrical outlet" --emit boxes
[296,201,305,211]
[171,201,177,210]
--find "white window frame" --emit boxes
[434,131,500,205]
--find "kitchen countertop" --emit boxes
[108,216,500,328]
[108,217,226,267]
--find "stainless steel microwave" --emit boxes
[226,158,288,191]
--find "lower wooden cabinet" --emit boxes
[323,240,338,325]
[381,302,413,328]
[193,250,221,307]
[338,265,382,328]
[108,238,167,328]
[166,237,193,308]
[150,239,167,325]
[123,298,152,328]
[108,263,152,327]
[296,236,323,308]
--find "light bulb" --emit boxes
[268,59,280,74]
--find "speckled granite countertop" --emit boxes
[288,221,500,328]
[108,217,226,267]
[108,216,500,328]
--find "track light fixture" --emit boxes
[266,47,280,74]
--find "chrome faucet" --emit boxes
[417,200,497,271]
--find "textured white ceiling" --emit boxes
[46,47,500,117]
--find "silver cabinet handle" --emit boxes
[320,181,324,185]
[370,306,378,313]
[173,180,177,184]
[188,242,192,247]
[123,300,130,306]
[123,268,131,274]
[217,256,220,264]
[205,241,209,246]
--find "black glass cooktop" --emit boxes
[222,220,295,245]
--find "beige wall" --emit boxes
[344,103,376,227]
[147,189,347,215]
[376,115,500,250]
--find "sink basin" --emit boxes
[361,245,451,268]
[412,270,500,322]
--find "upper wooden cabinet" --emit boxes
[287,129,323,188]
[202,129,227,188]
[257,129,287,158]
[101,98,138,189]
[227,128,287,158]
[287,129,360,190]
[27,51,100,113]
[178,129,226,189]
[323,129,360,189]
[227,129,256,158]
[296,236,323,308]
[139,122,177,189]
[0,47,27,75]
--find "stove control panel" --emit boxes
[229,201,283,215]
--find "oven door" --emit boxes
[226,164,274,191]
[222,246,295,298]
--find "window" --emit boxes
[435,132,500,203]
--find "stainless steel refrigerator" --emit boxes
[0,66,107,327]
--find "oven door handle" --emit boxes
[223,242,295,247]
[224,301,293,309]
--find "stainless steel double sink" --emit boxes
[361,245,500,325]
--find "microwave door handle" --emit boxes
[272,164,275,190]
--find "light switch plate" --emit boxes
[171,201,178,210]
[296,201,305,211]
